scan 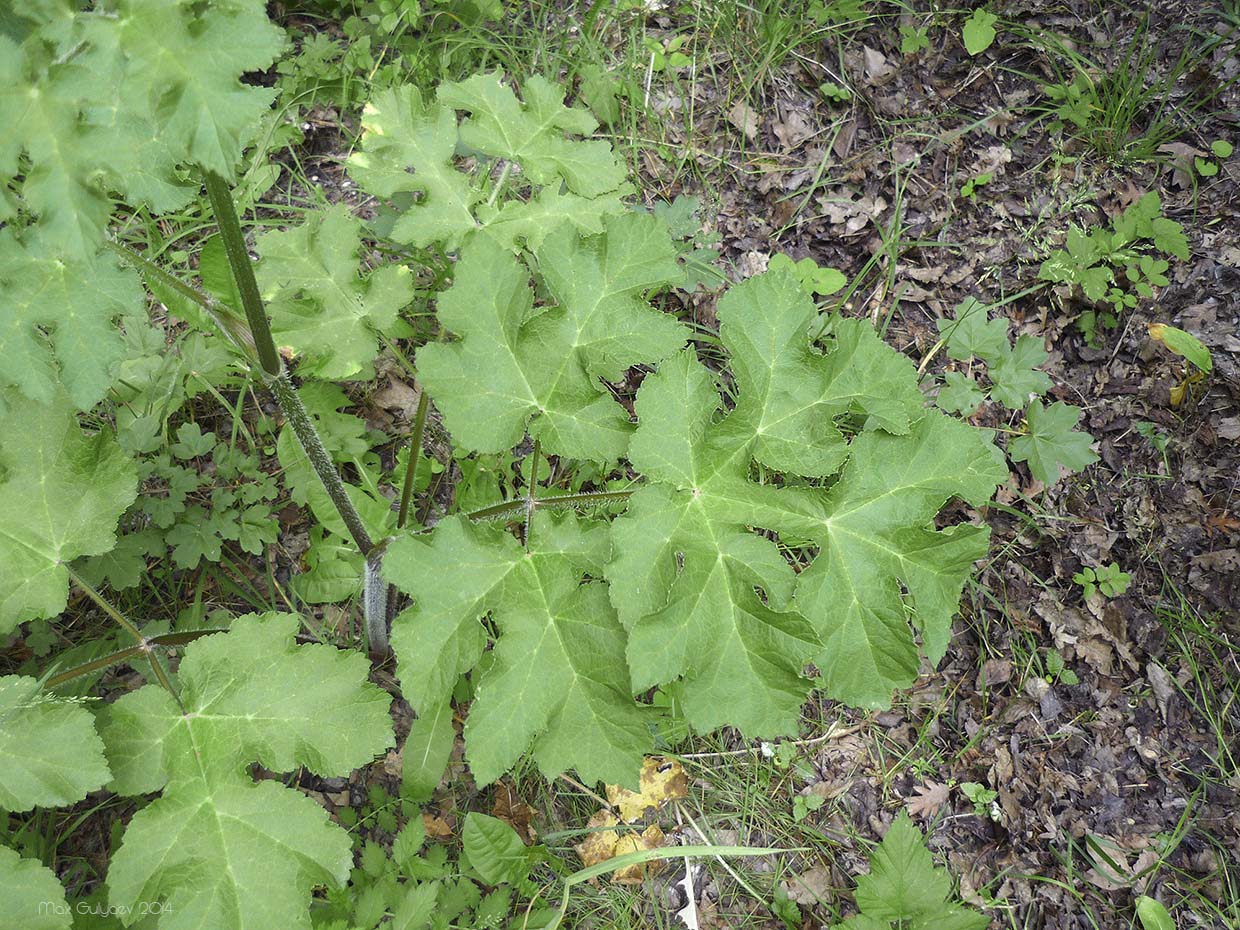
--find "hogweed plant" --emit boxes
[0,2,1089,927]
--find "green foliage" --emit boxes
[0,845,74,930]
[416,213,689,461]
[386,512,649,787]
[0,675,111,810]
[769,253,847,296]
[933,300,1094,486]
[348,74,631,252]
[961,9,998,56]
[900,25,930,54]
[1073,562,1132,599]
[258,204,416,380]
[1009,400,1099,485]
[959,782,999,820]
[0,390,136,633]
[99,614,394,930]
[834,811,988,929]
[462,813,531,885]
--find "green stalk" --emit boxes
[202,171,282,378]
[268,371,375,556]
[65,567,181,706]
[464,488,634,523]
[396,388,430,530]
[202,170,387,656]
[384,387,430,630]
[45,630,224,689]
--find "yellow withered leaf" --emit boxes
[606,756,689,823]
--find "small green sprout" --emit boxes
[1072,562,1132,599]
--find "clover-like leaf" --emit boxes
[99,614,394,930]
[609,269,1005,726]
[0,675,111,810]
[417,212,689,462]
[1009,400,1098,485]
[0,390,137,633]
[258,204,414,380]
[385,512,650,787]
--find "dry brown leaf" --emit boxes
[726,101,759,142]
[491,781,539,844]
[422,813,453,839]
[906,779,951,819]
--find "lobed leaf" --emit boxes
[385,512,651,787]
[100,614,394,930]
[417,212,689,462]
[0,390,137,633]
[610,269,1006,726]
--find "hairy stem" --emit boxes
[269,371,375,556]
[65,567,181,706]
[464,488,634,523]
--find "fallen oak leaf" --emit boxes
[905,779,951,819]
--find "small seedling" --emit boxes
[960,171,993,200]
[793,793,826,822]
[1134,420,1170,454]
[819,81,852,103]
[962,8,998,55]
[1045,648,1080,686]
[959,782,1000,821]
[643,34,692,72]
[769,252,847,296]
[900,25,930,54]
[1195,139,1233,177]
[1073,563,1132,599]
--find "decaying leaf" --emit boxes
[906,779,951,819]
[573,810,666,884]
[606,757,689,823]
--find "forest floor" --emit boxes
[372,3,1239,928]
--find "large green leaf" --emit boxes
[347,76,629,251]
[100,614,394,930]
[0,846,72,930]
[417,212,689,462]
[0,390,137,633]
[439,72,627,197]
[385,512,650,787]
[0,675,111,810]
[258,204,414,380]
[609,269,1005,727]
[0,232,145,410]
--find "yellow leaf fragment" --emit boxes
[606,756,688,823]
[572,811,665,884]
